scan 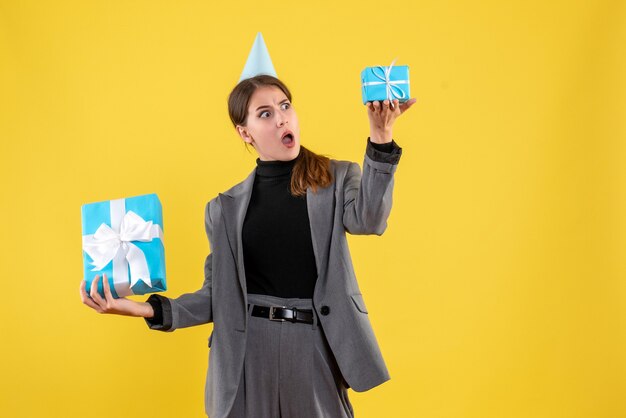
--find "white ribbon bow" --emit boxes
[82,199,163,297]
[362,57,409,103]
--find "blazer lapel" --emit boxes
[217,168,256,298]
[306,182,334,300]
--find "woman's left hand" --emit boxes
[366,98,417,143]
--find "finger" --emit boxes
[89,275,98,299]
[102,273,114,301]
[81,286,104,312]
[84,297,103,312]
[90,275,106,308]
[382,99,389,109]
[372,101,380,111]
[82,278,103,312]
[399,98,417,113]
[80,280,93,305]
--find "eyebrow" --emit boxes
[256,99,290,112]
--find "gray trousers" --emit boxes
[224,293,354,418]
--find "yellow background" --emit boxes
[1,1,625,417]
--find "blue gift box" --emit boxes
[81,193,166,299]
[361,59,410,105]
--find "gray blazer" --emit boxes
[148,146,401,418]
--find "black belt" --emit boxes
[248,303,314,324]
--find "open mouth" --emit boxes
[281,131,294,145]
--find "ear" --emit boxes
[236,125,253,144]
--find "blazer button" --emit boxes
[320,306,330,315]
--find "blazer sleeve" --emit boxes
[342,137,402,235]
[144,200,215,332]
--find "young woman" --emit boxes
[80,74,416,418]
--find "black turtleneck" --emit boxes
[242,150,317,298]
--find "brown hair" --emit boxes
[227,74,333,197]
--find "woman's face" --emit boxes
[236,85,300,161]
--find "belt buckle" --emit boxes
[269,306,287,322]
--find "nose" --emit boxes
[277,114,288,127]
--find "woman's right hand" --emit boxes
[80,273,154,318]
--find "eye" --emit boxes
[281,102,291,110]
[259,111,270,118]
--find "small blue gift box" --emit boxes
[81,193,166,299]
[361,59,410,105]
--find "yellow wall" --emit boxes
[1,1,624,417]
